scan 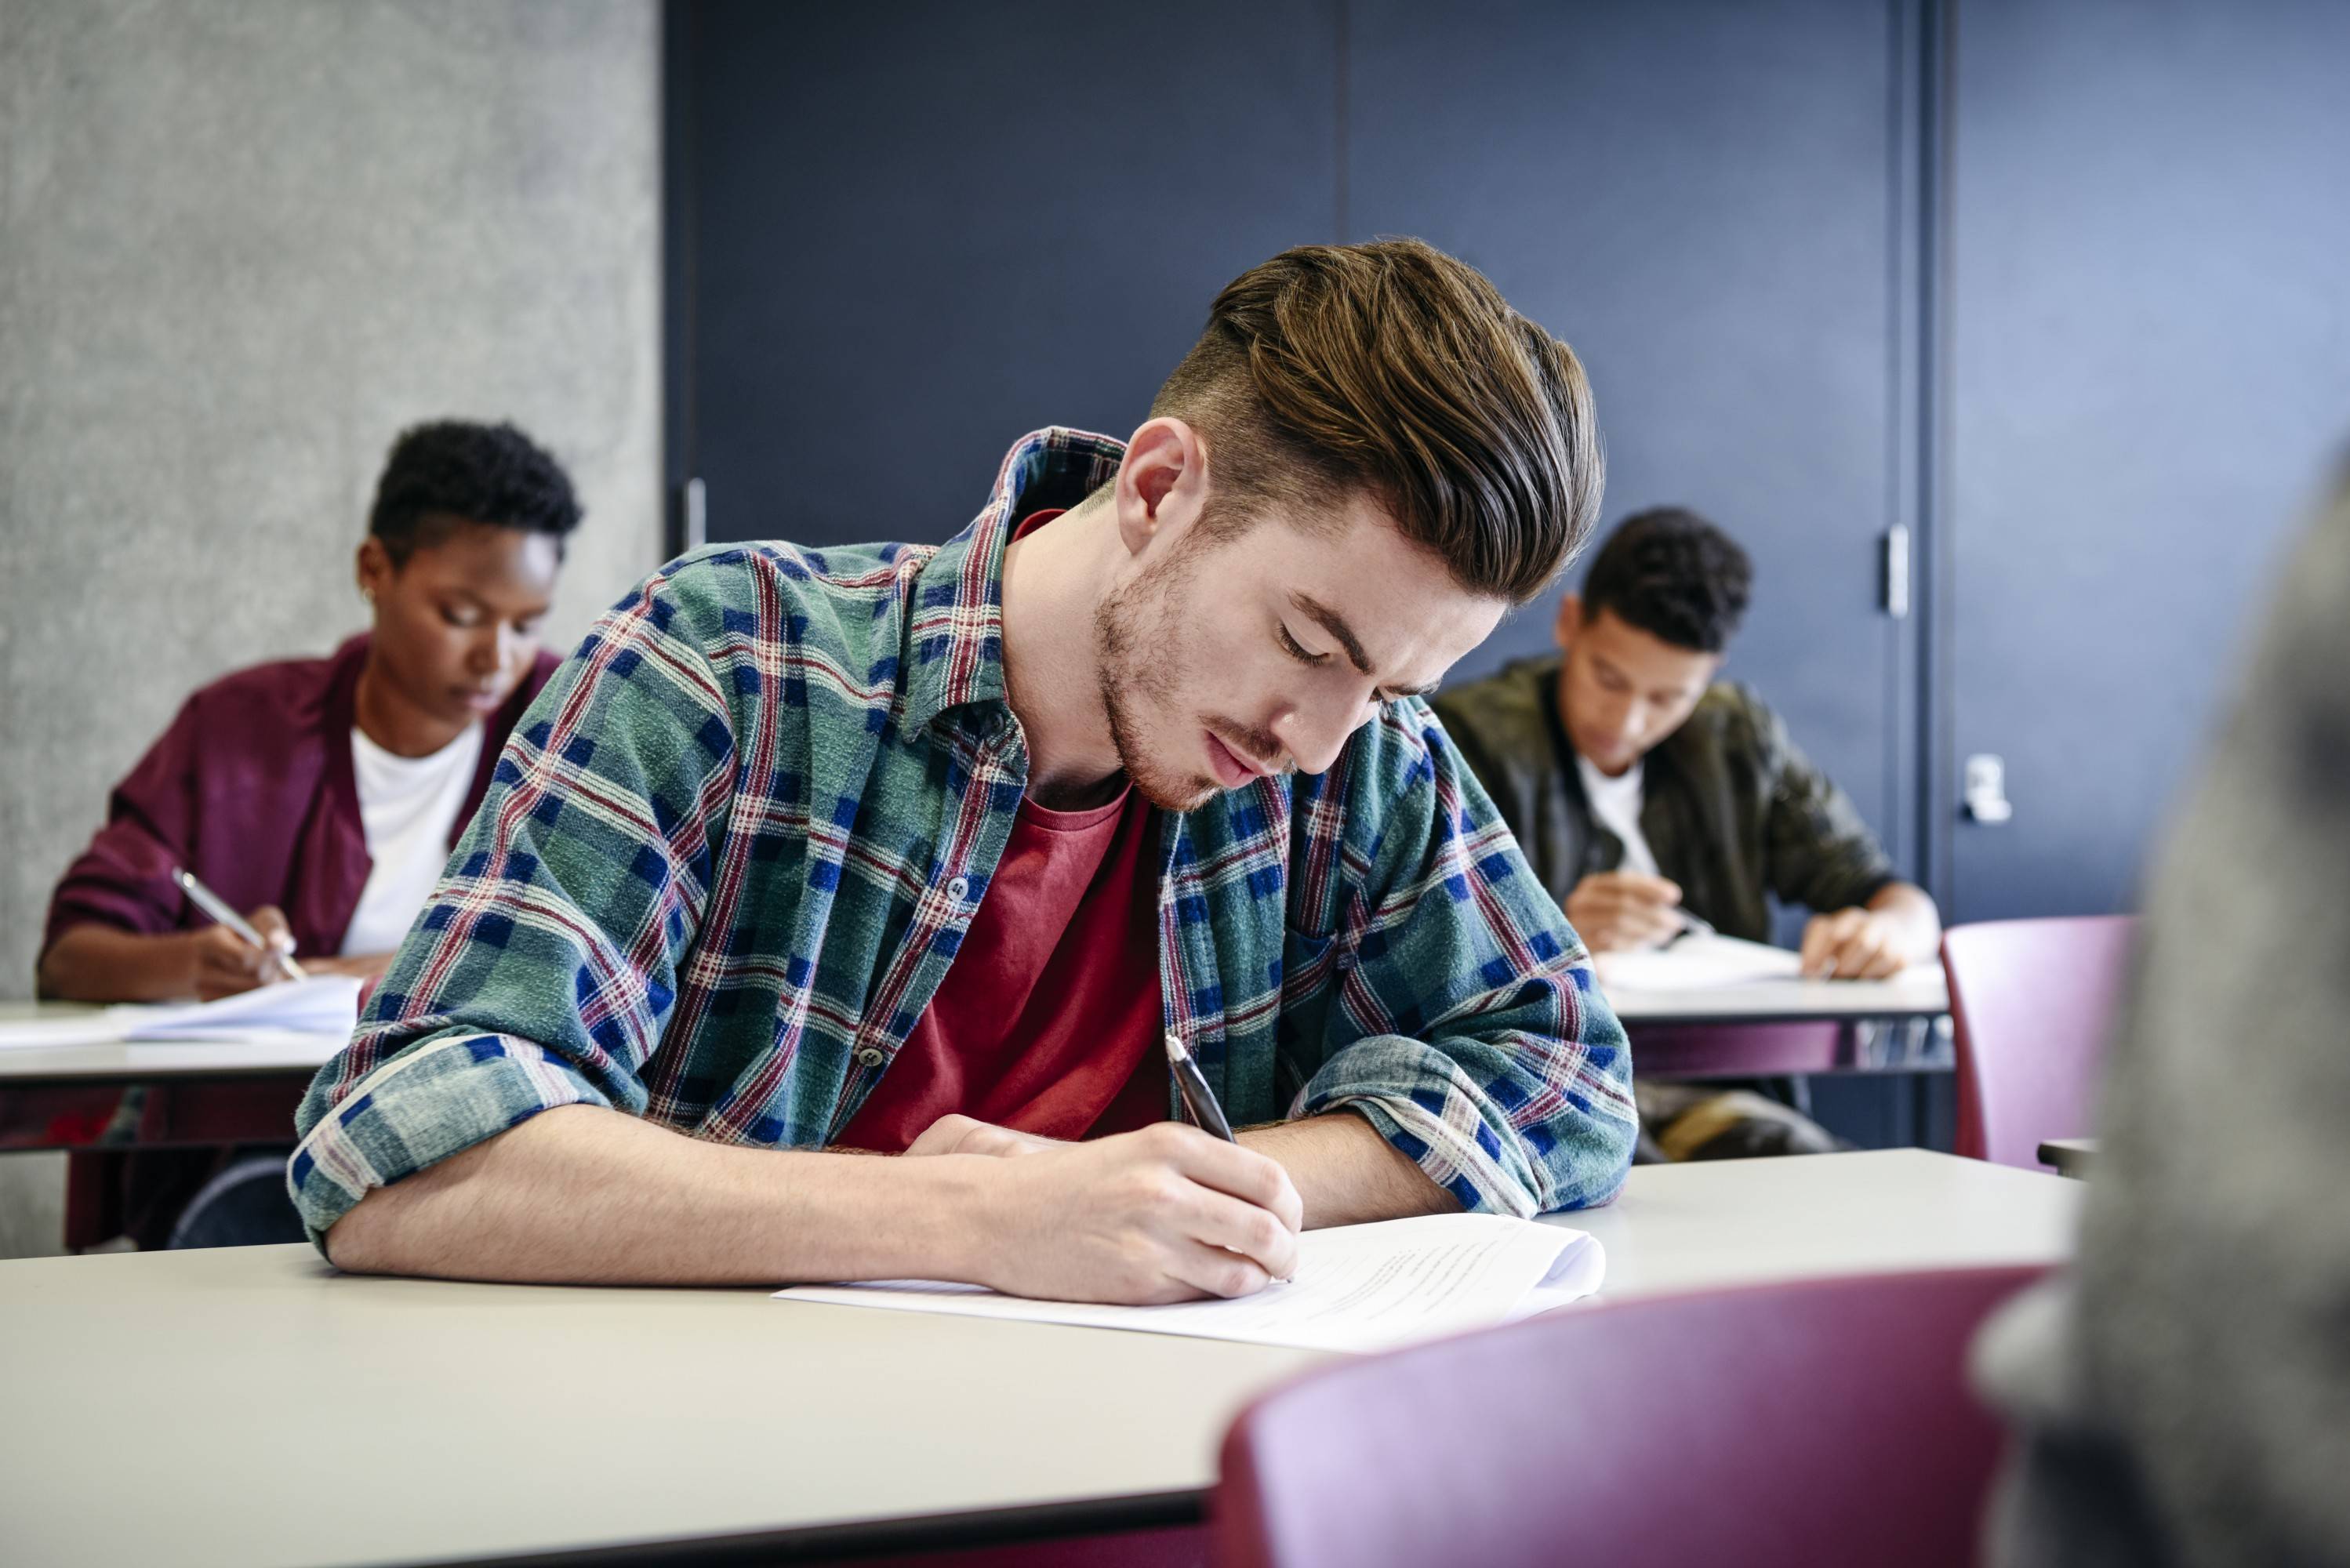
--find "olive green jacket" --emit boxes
[1430,655,1896,941]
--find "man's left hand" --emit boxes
[1799,907,1909,979]
[904,1113,1064,1159]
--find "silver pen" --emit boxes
[1665,908,1716,948]
[172,866,306,981]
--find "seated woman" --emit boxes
[42,419,582,999]
[38,419,583,1245]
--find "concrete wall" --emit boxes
[0,0,660,1253]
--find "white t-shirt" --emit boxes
[341,723,485,956]
[1576,753,1661,879]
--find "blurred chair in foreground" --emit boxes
[1213,1265,2047,1568]
[1941,915,2138,1169]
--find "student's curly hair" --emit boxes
[367,419,583,565]
[1578,506,1753,653]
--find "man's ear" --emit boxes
[1113,417,1210,562]
[1553,590,1583,651]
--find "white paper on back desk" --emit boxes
[1594,932,1804,993]
[772,1212,1604,1354]
[0,975,365,1050]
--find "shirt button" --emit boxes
[856,1047,886,1069]
[946,876,971,902]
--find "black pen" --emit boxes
[1164,1031,1236,1142]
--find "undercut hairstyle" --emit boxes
[1149,238,1604,603]
[1579,506,1754,654]
[367,419,583,566]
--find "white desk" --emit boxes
[1603,964,1950,1027]
[0,1030,345,1086]
[0,1004,335,1173]
[1560,1147,2073,1298]
[0,1150,2076,1568]
[0,1001,346,1086]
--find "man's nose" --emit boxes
[1602,699,1647,748]
[1273,700,1367,777]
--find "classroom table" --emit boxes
[0,1002,343,1247]
[1604,962,1950,1029]
[0,1149,2078,1568]
[0,1001,338,1152]
[1603,961,1954,1091]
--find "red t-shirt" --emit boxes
[834,512,1168,1153]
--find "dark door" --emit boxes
[668,0,1340,550]
[1346,0,1924,867]
[1942,0,2350,919]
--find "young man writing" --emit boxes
[292,239,1636,1301]
[1433,507,1940,1157]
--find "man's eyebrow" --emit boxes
[1291,592,1440,698]
[1290,593,1374,675]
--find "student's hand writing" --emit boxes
[1800,906,1907,979]
[1565,872,1687,953]
[904,1112,1063,1159]
[968,1121,1302,1304]
[189,906,297,1000]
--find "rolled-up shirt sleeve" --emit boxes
[1289,704,1636,1217]
[289,572,740,1247]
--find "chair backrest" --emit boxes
[1211,1265,2047,1568]
[1941,915,2137,1168]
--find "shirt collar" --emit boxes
[903,426,1128,734]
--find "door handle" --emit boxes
[1963,753,2013,824]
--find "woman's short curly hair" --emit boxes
[367,419,582,564]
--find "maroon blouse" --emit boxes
[43,634,559,961]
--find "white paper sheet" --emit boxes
[772,1212,1604,1354]
[0,975,364,1050]
[1593,932,1805,993]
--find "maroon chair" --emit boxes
[1211,1265,2047,1568]
[1941,915,2137,1169]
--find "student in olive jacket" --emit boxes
[1433,508,1941,1157]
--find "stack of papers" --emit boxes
[773,1211,1604,1354]
[0,975,364,1051]
[1593,932,1805,993]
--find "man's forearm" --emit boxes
[325,1104,995,1286]
[1867,880,1944,963]
[1239,1111,1458,1229]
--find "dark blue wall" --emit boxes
[1342,0,1921,868]
[670,0,1337,546]
[667,0,2350,923]
[1938,0,2350,920]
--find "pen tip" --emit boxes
[1164,1031,1190,1063]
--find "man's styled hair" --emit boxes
[1149,238,1603,603]
[368,419,583,565]
[1579,506,1753,654]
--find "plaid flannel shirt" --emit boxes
[289,429,1637,1246]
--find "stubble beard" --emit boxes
[1094,548,1221,813]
